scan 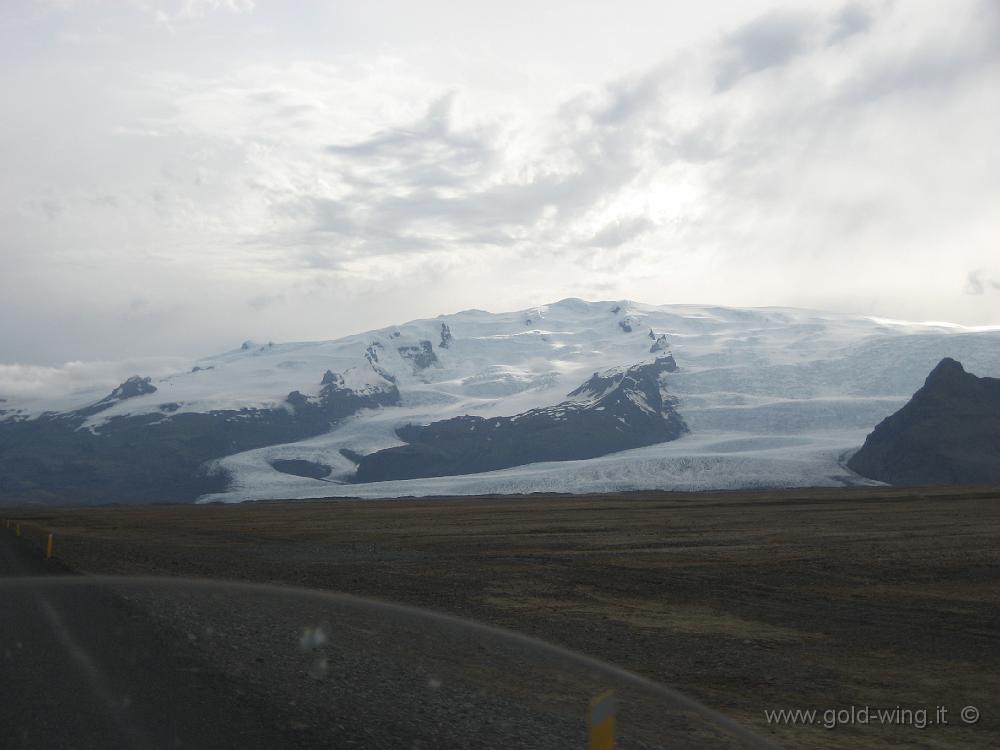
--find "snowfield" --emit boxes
[7,299,1000,502]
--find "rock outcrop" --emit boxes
[650,334,670,354]
[108,376,157,401]
[397,341,438,372]
[290,366,400,422]
[73,376,159,418]
[365,342,383,365]
[270,459,332,480]
[848,358,1000,485]
[440,323,453,349]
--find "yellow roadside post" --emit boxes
[46,533,54,560]
[588,690,616,750]
[16,523,21,538]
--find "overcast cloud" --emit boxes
[2,0,999,382]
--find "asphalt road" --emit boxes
[0,532,296,750]
[0,533,612,750]
[0,523,778,750]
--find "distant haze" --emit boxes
[2,0,999,374]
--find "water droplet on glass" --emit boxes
[307,656,329,680]
[299,625,329,651]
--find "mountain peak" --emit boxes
[849,358,1000,485]
[924,357,967,386]
[107,375,157,402]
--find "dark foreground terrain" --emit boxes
[5,486,1000,749]
[0,537,299,749]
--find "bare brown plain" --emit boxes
[10,485,1000,749]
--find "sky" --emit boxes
[1,0,999,392]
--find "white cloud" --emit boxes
[0,358,187,400]
[2,0,999,368]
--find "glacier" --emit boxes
[4,298,1000,503]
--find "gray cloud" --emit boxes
[247,293,284,310]
[827,3,874,46]
[0,357,189,400]
[2,0,1000,369]
[714,10,815,91]
[326,92,489,182]
[38,198,63,221]
[311,82,661,258]
[837,1,1000,104]
[590,65,668,125]
[965,270,1000,295]
[589,215,656,248]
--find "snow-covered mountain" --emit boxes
[3,298,1000,505]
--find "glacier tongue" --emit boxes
[351,356,687,482]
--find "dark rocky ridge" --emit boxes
[650,334,670,354]
[74,375,159,418]
[270,459,332,480]
[109,375,158,400]
[439,323,453,349]
[364,342,383,365]
[289,366,400,421]
[0,370,400,505]
[397,341,438,372]
[353,356,687,483]
[848,358,1000,485]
